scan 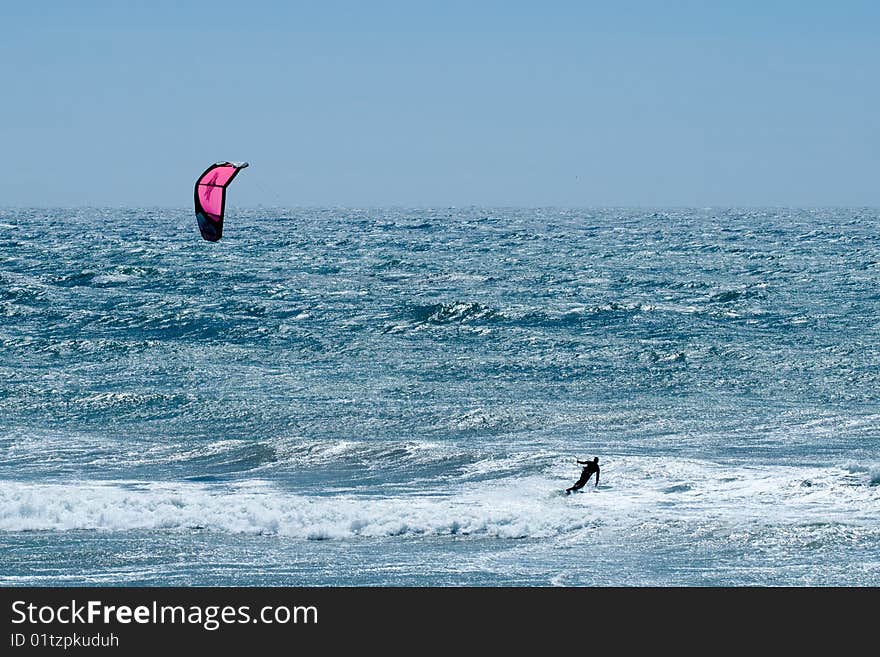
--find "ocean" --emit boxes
[1,207,878,586]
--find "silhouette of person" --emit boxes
[566,457,599,494]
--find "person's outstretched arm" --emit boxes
[595,469,600,487]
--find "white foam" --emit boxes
[92,273,135,285]
[574,456,880,526]
[2,457,877,539]
[0,477,595,539]
[844,461,880,485]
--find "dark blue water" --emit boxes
[1,207,878,585]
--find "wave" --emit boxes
[391,300,656,334]
[409,302,504,325]
[0,433,516,481]
[0,478,593,539]
[708,289,763,304]
[844,462,880,485]
[255,437,463,472]
[2,459,877,539]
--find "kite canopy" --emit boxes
[194,161,248,241]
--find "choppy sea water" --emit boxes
[1,207,878,586]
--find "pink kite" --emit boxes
[194,161,248,241]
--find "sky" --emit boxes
[1,1,878,207]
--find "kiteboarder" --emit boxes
[565,457,600,494]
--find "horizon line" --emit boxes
[2,204,879,212]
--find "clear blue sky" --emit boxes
[1,1,878,207]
